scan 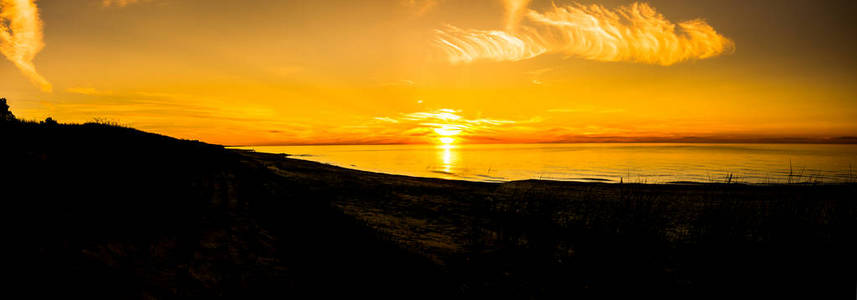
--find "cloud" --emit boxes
[547,107,625,113]
[67,87,114,96]
[0,0,51,92]
[373,117,400,123]
[402,108,462,121]
[435,2,734,66]
[435,25,547,64]
[401,0,439,17]
[101,0,150,8]
[372,108,531,143]
[502,0,532,31]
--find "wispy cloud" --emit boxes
[401,0,440,17]
[0,0,51,92]
[503,0,532,31]
[401,108,463,122]
[373,117,400,123]
[101,0,150,8]
[435,2,734,66]
[372,108,533,143]
[67,87,114,96]
[547,107,625,114]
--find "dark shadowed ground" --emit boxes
[2,118,855,299]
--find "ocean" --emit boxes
[239,143,857,184]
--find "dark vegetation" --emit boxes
[2,98,855,298]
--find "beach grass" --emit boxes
[2,117,855,298]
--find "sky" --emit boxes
[1,0,856,145]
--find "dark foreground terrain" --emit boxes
[2,118,856,298]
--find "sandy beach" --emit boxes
[3,121,856,298]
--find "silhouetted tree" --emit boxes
[0,98,16,122]
[43,117,58,126]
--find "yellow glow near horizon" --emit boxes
[439,137,455,144]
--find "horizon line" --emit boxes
[228,138,857,147]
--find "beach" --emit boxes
[240,150,857,298]
[3,122,856,298]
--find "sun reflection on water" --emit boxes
[438,144,458,175]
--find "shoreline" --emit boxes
[4,121,856,298]
[236,147,857,185]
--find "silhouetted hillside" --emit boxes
[2,100,855,299]
[1,107,451,298]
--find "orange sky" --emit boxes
[2,0,856,145]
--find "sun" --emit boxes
[434,126,463,136]
[439,137,455,144]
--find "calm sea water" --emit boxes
[239,144,857,184]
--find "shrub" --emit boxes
[0,98,16,122]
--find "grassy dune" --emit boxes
[2,119,855,298]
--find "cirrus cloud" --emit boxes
[435,1,735,66]
[101,0,151,8]
[373,108,536,143]
[0,0,51,92]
